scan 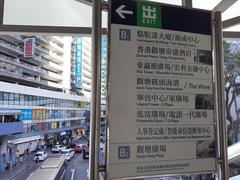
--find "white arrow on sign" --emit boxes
[116,5,133,19]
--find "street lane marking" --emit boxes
[60,169,66,180]
[74,159,77,166]
[27,173,33,179]
[71,169,75,180]
[87,169,90,178]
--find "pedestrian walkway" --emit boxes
[0,152,35,180]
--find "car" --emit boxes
[74,144,87,153]
[100,142,105,151]
[60,148,75,161]
[51,145,66,153]
[66,142,76,149]
[83,146,89,159]
[34,151,48,161]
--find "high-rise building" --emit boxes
[71,36,108,140]
[101,37,107,107]
[0,35,90,172]
[71,37,92,98]
[71,36,107,105]
[0,35,73,92]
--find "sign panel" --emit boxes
[24,37,35,58]
[75,37,83,88]
[19,109,32,121]
[108,0,216,179]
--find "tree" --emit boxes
[224,41,240,144]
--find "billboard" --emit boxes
[102,36,107,60]
[75,37,83,88]
[108,0,215,179]
[24,37,35,57]
[19,109,32,121]
[32,109,47,121]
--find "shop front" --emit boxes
[8,135,44,155]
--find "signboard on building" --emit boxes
[8,135,43,144]
[24,37,35,58]
[19,109,32,121]
[75,37,83,88]
[108,0,216,179]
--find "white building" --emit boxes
[0,35,72,92]
[0,35,90,172]
[71,36,107,106]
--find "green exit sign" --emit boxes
[137,1,162,28]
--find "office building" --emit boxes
[71,36,107,106]
[0,35,73,92]
[71,36,92,98]
[0,35,90,172]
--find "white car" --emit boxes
[60,148,75,161]
[34,151,48,161]
[51,145,66,153]
[100,142,105,151]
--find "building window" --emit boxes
[4,115,19,123]
[38,96,43,106]
[0,92,3,105]
[24,95,29,106]
[14,93,20,106]
[43,97,47,106]
[3,92,9,105]
[32,96,38,106]
[9,93,14,105]
[29,95,33,106]
[47,98,52,107]
[20,94,24,106]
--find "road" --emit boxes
[65,153,89,180]
[13,138,90,180]
[13,153,89,180]
[11,137,107,180]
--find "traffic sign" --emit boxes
[116,5,133,19]
[108,0,216,179]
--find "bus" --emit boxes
[228,142,240,180]
[27,156,67,180]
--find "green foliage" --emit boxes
[224,40,240,143]
[223,40,230,56]
[228,133,233,146]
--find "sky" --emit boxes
[3,0,240,31]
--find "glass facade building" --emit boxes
[0,72,90,172]
[0,82,90,138]
[0,33,89,172]
[71,36,107,105]
[0,91,89,135]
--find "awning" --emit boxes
[8,135,43,144]
[228,142,240,164]
[0,109,22,115]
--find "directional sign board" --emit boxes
[108,0,216,179]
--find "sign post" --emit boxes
[24,37,35,58]
[107,0,218,179]
[90,0,102,179]
[213,11,228,180]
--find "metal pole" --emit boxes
[90,0,102,179]
[182,0,192,8]
[213,11,228,180]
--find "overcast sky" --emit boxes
[3,0,240,31]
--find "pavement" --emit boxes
[0,152,35,180]
[0,137,91,180]
[12,152,89,180]
[64,153,89,180]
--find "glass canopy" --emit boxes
[1,0,240,35]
